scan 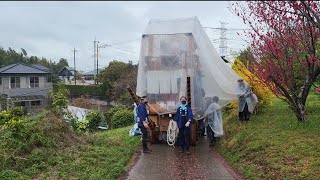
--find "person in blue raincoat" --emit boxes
[137,96,151,153]
[174,96,194,155]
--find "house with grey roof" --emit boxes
[0,63,52,112]
[58,66,76,83]
[30,64,51,72]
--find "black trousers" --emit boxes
[178,126,191,151]
[239,103,251,121]
[139,125,148,151]
[198,120,205,136]
[206,126,216,144]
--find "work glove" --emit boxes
[185,121,190,127]
[143,122,149,128]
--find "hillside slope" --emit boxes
[0,114,140,180]
[217,92,320,179]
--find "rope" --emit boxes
[167,119,178,147]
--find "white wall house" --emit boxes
[0,64,52,112]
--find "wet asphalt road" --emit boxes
[125,137,236,180]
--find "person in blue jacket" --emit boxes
[174,96,194,155]
[137,96,151,153]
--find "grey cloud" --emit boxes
[0,1,248,72]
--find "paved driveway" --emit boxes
[125,137,240,180]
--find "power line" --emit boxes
[204,27,254,31]
[110,38,141,46]
[109,46,137,54]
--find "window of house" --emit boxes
[10,77,20,89]
[30,77,39,88]
[31,101,41,106]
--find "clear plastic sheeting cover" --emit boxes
[136,17,242,119]
[67,105,89,121]
[204,101,224,137]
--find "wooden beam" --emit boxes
[187,76,191,106]
[126,85,139,105]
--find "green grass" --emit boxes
[0,116,140,180]
[217,92,320,179]
[39,127,140,180]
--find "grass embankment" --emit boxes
[0,114,140,180]
[217,92,320,179]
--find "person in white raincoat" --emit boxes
[236,79,258,121]
[129,103,141,136]
[203,96,223,147]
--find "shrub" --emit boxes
[3,117,26,138]
[65,112,79,131]
[104,105,128,129]
[0,170,26,179]
[53,84,106,97]
[0,108,27,138]
[111,109,133,129]
[0,113,84,175]
[0,107,25,126]
[77,120,89,131]
[50,83,69,115]
[85,110,105,131]
[9,106,25,118]
[0,110,10,125]
[116,92,135,107]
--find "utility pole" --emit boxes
[93,38,99,85]
[73,48,78,85]
[49,59,52,72]
[49,59,53,82]
[96,41,99,84]
[219,21,228,57]
[96,43,111,85]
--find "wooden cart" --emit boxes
[127,76,201,146]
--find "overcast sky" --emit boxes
[0,1,249,72]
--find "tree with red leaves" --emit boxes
[231,1,320,122]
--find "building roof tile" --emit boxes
[0,64,51,74]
